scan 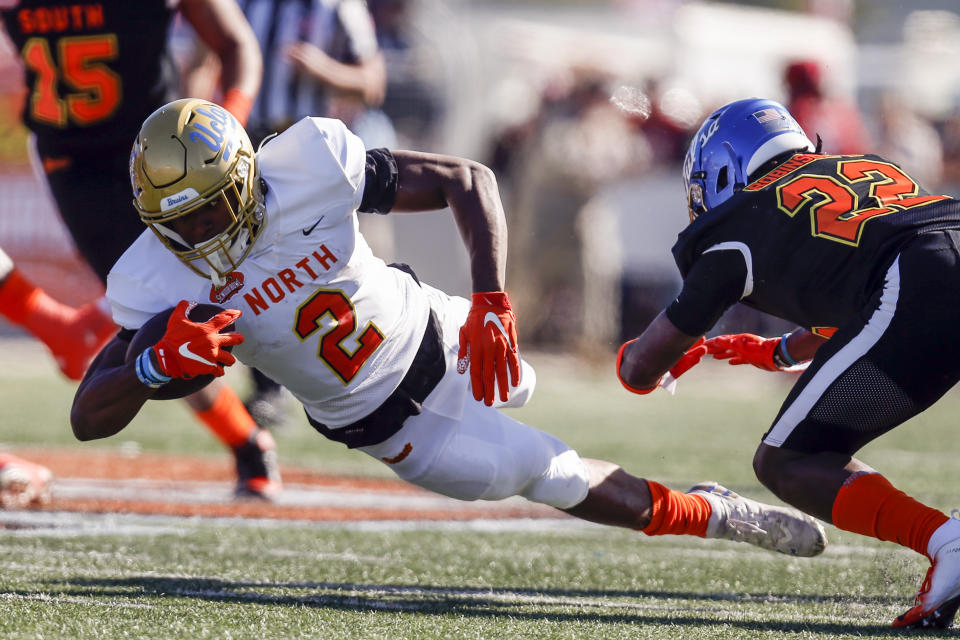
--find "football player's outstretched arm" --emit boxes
[181,0,262,125]
[389,150,519,406]
[390,150,506,292]
[618,311,705,394]
[705,328,826,371]
[71,335,157,441]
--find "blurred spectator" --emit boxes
[784,59,870,154]
[873,91,943,191]
[611,80,701,342]
[631,80,701,165]
[243,0,395,150]
[369,0,444,148]
[185,0,395,150]
[937,105,960,195]
[499,72,652,350]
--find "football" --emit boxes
[125,303,236,400]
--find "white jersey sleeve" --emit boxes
[106,230,213,330]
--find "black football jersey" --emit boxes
[1,0,175,152]
[669,153,960,334]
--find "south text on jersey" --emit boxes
[16,4,104,34]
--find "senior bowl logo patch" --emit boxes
[210,272,245,303]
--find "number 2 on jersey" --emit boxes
[776,159,948,246]
[294,289,384,384]
[21,34,121,127]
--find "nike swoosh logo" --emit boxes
[483,312,515,350]
[178,342,216,367]
[302,216,325,236]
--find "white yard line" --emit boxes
[0,506,914,565]
[0,509,582,537]
[0,592,157,609]
[49,477,544,512]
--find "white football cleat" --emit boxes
[0,454,52,509]
[893,536,960,629]
[688,481,827,557]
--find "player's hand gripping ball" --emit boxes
[125,301,242,400]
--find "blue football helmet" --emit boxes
[682,98,814,221]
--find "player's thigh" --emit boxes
[764,236,960,454]
[43,148,144,281]
[360,400,588,509]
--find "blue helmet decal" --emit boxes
[683,98,814,220]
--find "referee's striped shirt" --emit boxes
[240,0,379,142]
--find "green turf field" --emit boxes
[1,340,957,638]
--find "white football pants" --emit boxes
[358,284,590,510]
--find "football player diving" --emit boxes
[70,98,828,560]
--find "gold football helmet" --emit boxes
[130,98,265,285]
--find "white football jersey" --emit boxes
[108,117,430,427]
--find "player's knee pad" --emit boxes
[465,421,588,509]
[520,448,590,510]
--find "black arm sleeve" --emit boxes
[665,249,749,336]
[358,148,399,215]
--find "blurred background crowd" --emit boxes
[3,0,960,356]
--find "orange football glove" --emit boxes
[457,291,521,406]
[153,301,244,379]
[617,337,707,395]
[704,333,782,371]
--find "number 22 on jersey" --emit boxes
[294,289,384,385]
[21,34,121,126]
[775,159,948,246]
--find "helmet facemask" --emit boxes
[131,99,266,286]
[147,153,264,286]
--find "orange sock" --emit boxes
[193,386,257,449]
[642,480,711,537]
[832,471,948,558]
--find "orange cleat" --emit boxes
[893,538,960,629]
[232,428,282,500]
[0,453,52,509]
